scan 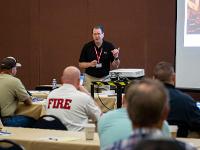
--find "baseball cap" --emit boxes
[0,56,22,70]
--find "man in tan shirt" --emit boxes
[0,56,35,127]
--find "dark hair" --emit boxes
[153,61,174,83]
[126,78,169,127]
[92,25,104,33]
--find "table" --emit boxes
[15,101,46,120]
[30,91,49,99]
[0,127,100,150]
[94,93,116,113]
[177,138,200,150]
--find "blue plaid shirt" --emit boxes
[104,128,196,150]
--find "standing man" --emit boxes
[46,66,101,131]
[79,25,120,91]
[0,56,35,127]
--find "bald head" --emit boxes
[62,66,80,88]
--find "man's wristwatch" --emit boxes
[114,57,119,61]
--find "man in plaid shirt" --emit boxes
[105,79,196,150]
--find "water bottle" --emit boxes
[52,78,57,90]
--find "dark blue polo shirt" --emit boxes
[165,83,200,137]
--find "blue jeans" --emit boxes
[2,115,36,127]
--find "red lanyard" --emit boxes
[94,47,103,63]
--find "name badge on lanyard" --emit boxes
[96,63,102,68]
[94,47,103,68]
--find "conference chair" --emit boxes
[35,85,53,91]
[33,115,67,130]
[0,139,25,150]
[168,120,189,137]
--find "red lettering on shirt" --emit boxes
[57,98,64,108]
[48,98,72,110]
[63,99,72,109]
[52,98,59,108]
[48,98,54,108]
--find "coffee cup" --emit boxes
[85,123,95,140]
[170,125,178,138]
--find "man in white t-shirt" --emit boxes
[46,66,101,131]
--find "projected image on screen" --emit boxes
[187,0,200,34]
[184,0,200,46]
[176,0,200,89]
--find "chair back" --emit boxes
[33,115,67,130]
[167,120,189,137]
[0,139,25,150]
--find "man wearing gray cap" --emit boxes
[0,56,35,127]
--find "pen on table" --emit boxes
[49,137,58,141]
[0,130,11,134]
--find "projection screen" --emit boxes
[176,0,200,90]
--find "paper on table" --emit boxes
[29,91,50,94]
[32,97,45,102]
[0,131,11,136]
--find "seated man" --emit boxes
[0,56,35,127]
[154,61,200,137]
[98,81,171,149]
[46,66,101,131]
[105,79,195,150]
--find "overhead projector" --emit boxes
[109,69,145,79]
